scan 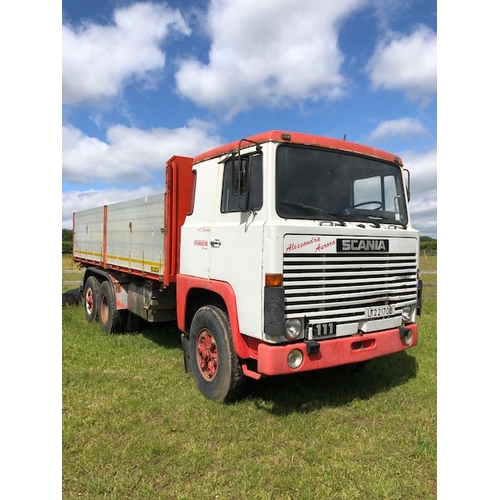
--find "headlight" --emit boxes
[287,349,303,369]
[284,318,302,340]
[399,326,413,346]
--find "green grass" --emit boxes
[63,255,84,292]
[62,257,437,499]
[63,254,81,270]
[419,253,436,273]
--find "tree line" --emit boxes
[419,235,437,252]
[62,229,73,254]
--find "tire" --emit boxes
[98,281,124,334]
[62,288,81,308]
[83,276,100,322]
[189,305,246,402]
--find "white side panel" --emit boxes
[73,206,104,263]
[106,194,165,276]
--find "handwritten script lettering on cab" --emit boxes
[285,236,337,253]
[285,237,320,253]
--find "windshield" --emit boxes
[276,145,408,227]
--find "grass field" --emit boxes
[62,255,437,499]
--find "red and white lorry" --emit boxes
[73,130,422,402]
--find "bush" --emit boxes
[62,241,73,254]
[420,239,437,252]
[63,229,73,254]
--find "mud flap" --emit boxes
[181,333,191,373]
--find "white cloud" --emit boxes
[400,148,437,237]
[62,2,190,105]
[366,25,436,105]
[367,117,427,143]
[175,0,365,118]
[402,148,437,195]
[62,121,223,184]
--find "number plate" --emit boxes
[365,305,394,318]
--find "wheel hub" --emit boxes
[85,289,93,314]
[196,329,218,381]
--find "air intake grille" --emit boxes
[283,252,418,338]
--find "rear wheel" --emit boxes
[98,281,124,334]
[83,276,100,322]
[189,305,245,402]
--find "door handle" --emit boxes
[210,239,221,248]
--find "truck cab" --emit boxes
[177,131,421,401]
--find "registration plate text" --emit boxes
[365,305,394,318]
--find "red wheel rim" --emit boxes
[195,329,218,381]
[85,289,94,314]
[100,294,109,323]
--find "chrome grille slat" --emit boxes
[284,275,416,287]
[285,280,417,295]
[285,289,417,307]
[284,269,416,278]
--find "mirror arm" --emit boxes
[404,168,411,201]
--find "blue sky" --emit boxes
[62,0,437,237]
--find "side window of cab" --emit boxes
[221,153,263,213]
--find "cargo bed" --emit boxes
[72,155,195,287]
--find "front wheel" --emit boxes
[189,306,245,402]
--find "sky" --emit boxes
[61,0,437,237]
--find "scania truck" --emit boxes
[73,130,422,402]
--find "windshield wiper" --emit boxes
[335,213,380,227]
[281,200,324,215]
[365,214,406,227]
[281,201,347,225]
[280,201,406,228]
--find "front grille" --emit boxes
[283,252,418,339]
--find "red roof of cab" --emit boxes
[192,130,402,166]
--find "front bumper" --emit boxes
[257,323,418,376]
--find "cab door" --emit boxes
[208,153,265,336]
